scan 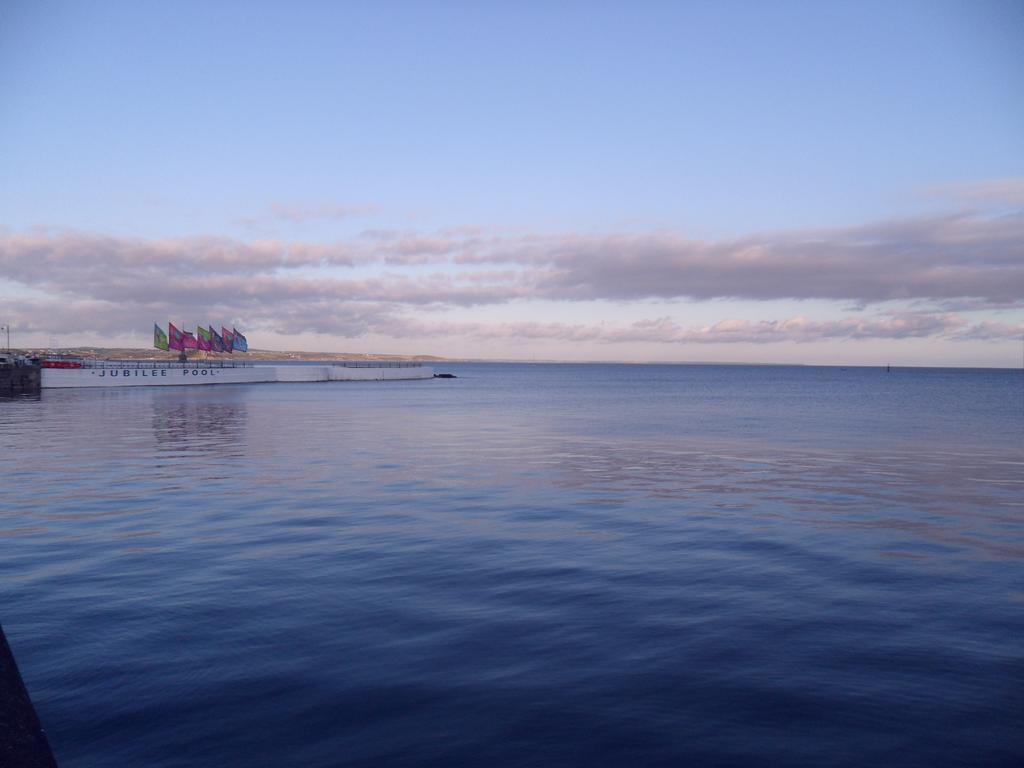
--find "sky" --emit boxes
[1,0,1022,365]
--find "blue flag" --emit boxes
[210,327,225,352]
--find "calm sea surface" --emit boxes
[2,363,1022,767]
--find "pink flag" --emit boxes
[168,322,184,351]
[182,329,198,350]
[221,327,234,354]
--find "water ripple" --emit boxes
[2,365,1022,767]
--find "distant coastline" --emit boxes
[15,347,448,363]
[7,347,797,365]
[8,347,1017,369]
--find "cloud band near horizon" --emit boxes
[2,208,1022,347]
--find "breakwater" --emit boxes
[0,360,41,395]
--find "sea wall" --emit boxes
[267,366,330,382]
[327,366,434,381]
[261,365,435,382]
[43,366,277,387]
[41,364,434,388]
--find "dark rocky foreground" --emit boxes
[1,625,59,767]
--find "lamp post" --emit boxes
[0,324,8,352]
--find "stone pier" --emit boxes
[0,360,41,395]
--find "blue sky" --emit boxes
[1,0,1022,364]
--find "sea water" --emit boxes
[1,363,1022,767]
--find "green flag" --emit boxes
[197,325,212,351]
[154,323,169,351]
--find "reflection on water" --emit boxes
[0,392,41,403]
[1,365,1022,768]
[151,391,249,457]
[535,438,1024,561]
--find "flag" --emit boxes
[210,327,225,352]
[168,322,184,351]
[232,328,248,352]
[221,327,234,354]
[154,323,168,351]
[182,329,198,350]
[197,326,212,351]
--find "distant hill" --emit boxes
[15,347,448,362]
